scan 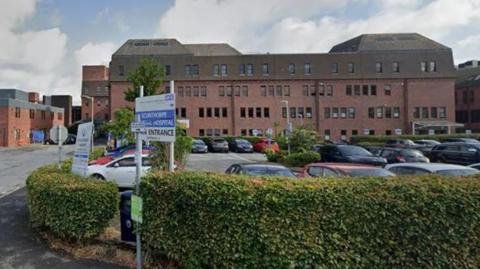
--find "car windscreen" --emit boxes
[213,139,226,143]
[401,149,424,157]
[236,139,250,144]
[243,166,295,177]
[348,168,395,177]
[339,146,372,156]
[193,140,205,145]
[436,169,479,176]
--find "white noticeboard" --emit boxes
[394,129,402,135]
[135,93,176,142]
[428,129,435,135]
[466,129,472,134]
[72,122,93,176]
[49,125,68,144]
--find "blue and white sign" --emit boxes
[135,93,176,142]
[72,122,93,176]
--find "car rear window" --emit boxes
[401,149,424,157]
[213,139,226,142]
[436,169,479,176]
[339,146,372,156]
[348,168,395,177]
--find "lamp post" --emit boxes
[281,100,291,155]
[82,95,94,152]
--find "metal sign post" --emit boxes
[58,125,62,167]
[134,85,144,269]
[169,80,175,172]
[49,125,68,168]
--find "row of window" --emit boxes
[199,128,228,137]
[281,107,313,119]
[118,61,438,77]
[302,85,334,97]
[458,90,475,105]
[240,107,270,118]
[15,108,62,120]
[346,85,387,96]
[198,107,228,118]
[175,107,187,118]
[413,107,447,119]
[324,107,357,119]
[323,129,398,137]
[368,107,401,119]
[457,110,480,123]
[219,85,249,97]
[177,86,208,97]
[84,99,109,107]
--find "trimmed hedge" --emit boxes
[351,133,480,144]
[140,172,480,269]
[281,150,320,167]
[26,164,118,242]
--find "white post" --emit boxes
[169,80,175,172]
[135,85,144,269]
[91,97,94,152]
[57,125,62,168]
[411,121,415,135]
[282,100,291,155]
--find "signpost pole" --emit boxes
[169,80,175,172]
[57,125,62,168]
[135,86,144,269]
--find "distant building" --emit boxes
[82,65,110,124]
[72,105,82,123]
[43,95,73,126]
[455,65,480,131]
[458,60,479,70]
[0,89,64,147]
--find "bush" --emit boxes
[264,148,282,162]
[26,164,118,242]
[288,128,318,153]
[89,146,106,161]
[140,172,480,269]
[351,133,480,144]
[281,150,320,167]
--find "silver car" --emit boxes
[386,163,479,176]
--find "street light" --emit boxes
[82,95,94,152]
[281,100,291,155]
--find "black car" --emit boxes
[363,146,383,156]
[385,139,419,148]
[320,145,387,166]
[376,148,429,164]
[192,139,208,153]
[225,163,296,178]
[228,139,253,153]
[414,139,441,157]
[430,142,480,165]
[442,138,480,144]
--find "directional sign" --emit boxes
[394,129,402,135]
[49,125,68,144]
[135,93,176,142]
[72,122,93,176]
[131,121,145,133]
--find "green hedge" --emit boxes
[140,172,480,268]
[281,150,320,167]
[351,133,480,144]
[26,164,118,242]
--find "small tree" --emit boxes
[124,58,164,101]
[289,127,318,153]
[104,108,135,144]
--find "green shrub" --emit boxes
[264,148,281,162]
[351,133,480,144]
[281,150,320,167]
[288,128,318,153]
[26,164,118,242]
[140,172,480,269]
[89,146,106,161]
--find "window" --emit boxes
[260,85,267,96]
[268,85,275,96]
[420,61,427,72]
[119,65,125,76]
[384,85,391,96]
[184,65,191,76]
[199,108,204,118]
[239,64,245,76]
[362,85,369,96]
[385,130,392,136]
[221,64,228,76]
[214,107,220,117]
[370,85,377,96]
[234,86,241,96]
[282,107,287,118]
[422,107,429,118]
[392,61,400,72]
[284,85,290,96]
[276,85,282,96]
[326,85,333,96]
[290,107,296,118]
[165,65,171,76]
[302,85,309,96]
[340,107,347,119]
[30,109,35,119]
[222,129,228,135]
[304,63,311,75]
[241,129,247,136]
[331,63,338,73]
[226,86,232,96]
[306,107,312,118]
[376,107,383,118]
[431,107,437,118]
[262,63,269,75]
[199,129,205,136]
[240,107,246,118]
[288,63,295,75]
[180,108,186,118]
[193,86,199,96]
[248,107,254,118]
[385,107,392,118]
[413,107,420,119]
[15,107,20,118]
[348,107,355,119]
[352,130,358,136]
[177,86,184,97]
[207,107,212,117]
[256,107,262,118]
[242,86,248,96]
[463,90,468,104]
[469,90,474,104]
[219,86,225,96]
[332,107,339,118]
[354,85,360,96]
[264,107,270,118]
[186,86,192,96]
[298,107,305,118]
[346,85,352,96]
[471,110,480,123]
[341,130,347,136]
[368,107,375,118]
[376,62,383,73]
[246,64,253,76]
[191,64,199,76]
[348,62,355,73]
[429,61,437,72]
[214,129,221,136]
[393,107,400,118]
[206,129,213,136]
[200,86,207,96]
[324,107,331,119]
[213,64,220,76]
[439,107,446,119]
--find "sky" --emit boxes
[1,0,480,105]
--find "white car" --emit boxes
[385,163,479,176]
[87,154,151,188]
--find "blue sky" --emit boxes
[1,0,479,104]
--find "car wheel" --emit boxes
[91,174,105,180]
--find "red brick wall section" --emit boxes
[82,96,111,122]
[455,85,480,131]
[82,65,109,81]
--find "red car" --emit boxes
[300,163,395,178]
[89,149,152,165]
[253,138,280,153]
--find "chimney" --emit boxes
[28,92,40,103]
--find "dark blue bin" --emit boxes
[120,191,135,242]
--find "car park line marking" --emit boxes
[229,153,253,162]
[0,184,23,200]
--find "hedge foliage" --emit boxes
[281,150,320,167]
[26,164,118,242]
[140,172,480,269]
[351,133,480,144]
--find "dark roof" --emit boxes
[184,44,241,56]
[329,33,449,53]
[456,66,480,88]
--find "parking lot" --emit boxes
[186,152,267,173]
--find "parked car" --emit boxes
[228,139,253,153]
[414,139,441,157]
[363,146,383,156]
[191,139,208,153]
[320,145,387,166]
[253,138,280,153]
[385,139,419,148]
[312,144,324,153]
[468,163,480,170]
[106,144,156,158]
[430,142,480,165]
[442,138,480,144]
[44,134,76,145]
[225,163,296,177]
[386,163,479,176]
[87,154,151,188]
[376,148,429,164]
[207,137,229,153]
[300,163,395,178]
[89,149,152,165]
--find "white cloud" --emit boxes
[74,42,116,66]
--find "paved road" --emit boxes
[186,152,267,172]
[0,145,74,198]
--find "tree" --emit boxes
[288,127,318,153]
[124,58,165,102]
[104,108,135,144]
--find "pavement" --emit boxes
[186,152,267,172]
